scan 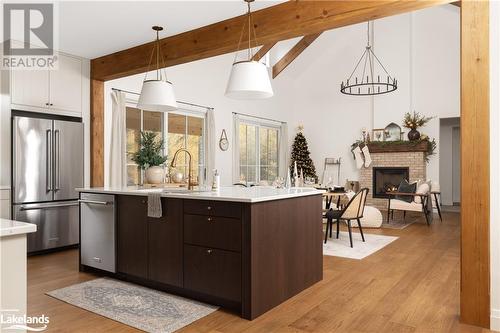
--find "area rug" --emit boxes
[323,231,398,260]
[47,278,218,333]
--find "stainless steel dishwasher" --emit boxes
[79,193,116,273]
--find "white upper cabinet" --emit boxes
[10,66,50,109]
[10,52,84,116]
[49,54,82,114]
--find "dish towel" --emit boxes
[147,193,162,218]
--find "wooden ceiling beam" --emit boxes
[91,0,455,81]
[272,32,321,78]
[251,42,277,61]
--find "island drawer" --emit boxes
[184,244,241,302]
[183,200,241,218]
[184,214,241,252]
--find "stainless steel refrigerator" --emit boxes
[12,112,83,253]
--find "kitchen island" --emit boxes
[77,186,323,320]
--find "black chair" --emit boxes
[324,188,369,248]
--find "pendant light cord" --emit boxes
[156,29,160,80]
[233,0,259,63]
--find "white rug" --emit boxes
[323,231,398,260]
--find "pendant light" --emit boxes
[340,21,397,96]
[225,0,273,100]
[137,26,177,111]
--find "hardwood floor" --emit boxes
[27,212,494,332]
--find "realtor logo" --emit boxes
[3,3,54,56]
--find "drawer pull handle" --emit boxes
[206,249,213,254]
[207,217,212,222]
[207,206,212,210]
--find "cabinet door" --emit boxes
[11,68,49,108]
[49,54,82,114]
[148,198,183,287]
[184,244,241,302]
[117,195,148,279]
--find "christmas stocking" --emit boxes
[362,145,372,167]
[353,146,364,169]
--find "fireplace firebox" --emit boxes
[372,167,410,198]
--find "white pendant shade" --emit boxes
[137,79,177,112]
[225,61,273,99]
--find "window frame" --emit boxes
[238,117,281,184]
[125,99,207,186]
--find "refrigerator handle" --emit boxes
[46,129,52,192]
[54,129,60,191]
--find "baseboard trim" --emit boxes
[491,309,500,331]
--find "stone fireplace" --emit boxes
[359,142,427,210]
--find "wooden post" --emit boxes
[460,0,490,328]
[90,79,104,187]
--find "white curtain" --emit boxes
[107,90,127,187]
[278,122,289,178]
[205,108,216,186]
[232,115,241,184]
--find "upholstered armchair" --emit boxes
[386,182,433,225]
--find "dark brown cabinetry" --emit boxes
[85,193,323,321]
[116,195,148,279]
[117,195,183,286]
[184,244,241,302]
[184,214,241,252]
[148,198,183,287]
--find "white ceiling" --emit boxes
[57,1,284,59]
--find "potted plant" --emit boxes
[131,131,167,184]
[402,111,434,141]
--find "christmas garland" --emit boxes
[351,138,437,163]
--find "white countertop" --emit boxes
[77,186,324,203]
[0,219,37,238]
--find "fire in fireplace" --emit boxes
[372,167,410,198]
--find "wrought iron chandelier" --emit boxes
[340,21,397,96]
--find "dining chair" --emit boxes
[324,188,369,247]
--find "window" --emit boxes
[238,120,279,184]
[125,104,206,186]
[126,107,164,185]
[167,113,205,186]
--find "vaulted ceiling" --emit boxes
[58,1,284,59]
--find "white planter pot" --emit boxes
[145,166,164,184]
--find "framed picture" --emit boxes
[384,122,402,141]
[372,129,385,142]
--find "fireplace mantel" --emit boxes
[366,141,428,153]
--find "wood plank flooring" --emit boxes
[27,212,495,332]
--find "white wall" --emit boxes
[276,6,460,185]
[489,1,500,330]
[105,5,460,188]
[105,53,292,186]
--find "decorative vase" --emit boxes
[408,128,421,141]
[145,166,164,184]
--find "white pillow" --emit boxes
[414,182,430,203]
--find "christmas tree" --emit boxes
[290,127,318,182]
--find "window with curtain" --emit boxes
[238,121,279,184]
[125,105,206,186]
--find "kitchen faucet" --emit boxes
[170,148,194,190]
